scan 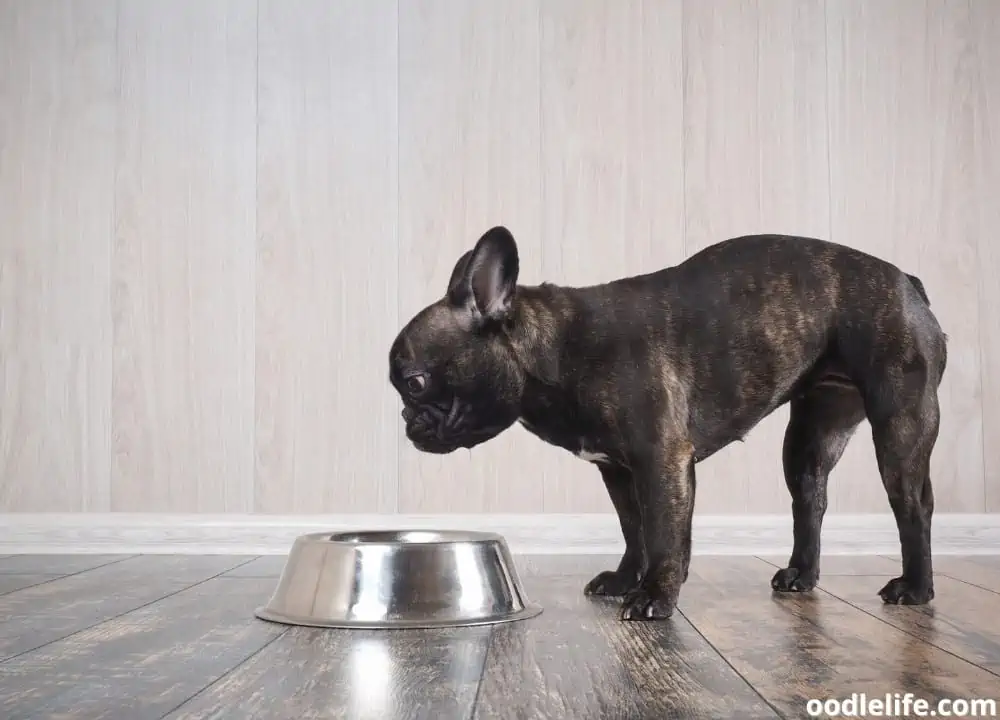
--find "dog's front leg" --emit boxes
[620,440,696,621]
[584,464,643,597]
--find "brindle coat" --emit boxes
[389,226,947,620]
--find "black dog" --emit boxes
[388,226,947,621]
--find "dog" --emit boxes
[388,226,947,621]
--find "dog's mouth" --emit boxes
[402,398,503,454]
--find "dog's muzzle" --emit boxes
[403,397,469,453]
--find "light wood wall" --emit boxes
[1,0,997,515]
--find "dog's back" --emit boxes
[557,233,947,459]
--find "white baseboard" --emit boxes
[1,513,998,556]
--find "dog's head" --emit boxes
[389,226,527,454]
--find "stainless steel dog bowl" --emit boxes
[254,530,542,629]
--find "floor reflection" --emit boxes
[340,626,492,720]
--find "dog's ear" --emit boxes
[447,249,475,298]
[447,226,519,327]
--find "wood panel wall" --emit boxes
[1,0,997,515]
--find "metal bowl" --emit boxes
[254,529,542,629]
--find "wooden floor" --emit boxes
[0,554,998,719]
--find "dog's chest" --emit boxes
[517,391,616,466]
[518,417,610,463]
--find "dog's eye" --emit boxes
[405,374,428,395]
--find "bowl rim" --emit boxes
[294,529,508,546]
[254,601,542,629]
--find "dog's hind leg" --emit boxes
[870,385,940,605]
[772,382,866,593]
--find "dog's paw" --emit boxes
[620,588,676,621]
[878,576,934,605]
[584,570,638,597]
[771,566,818,593]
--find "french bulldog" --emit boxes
[388,226,947,621]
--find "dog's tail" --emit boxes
[906,273,930,306]
[904,273,947,386]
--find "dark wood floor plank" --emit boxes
[757,554,901,576]
[516,554,616,579]
[0,553,995,719]
[473,574,778,720]
[820,574,1000,675]
[164,622,492,719]
[679,556,1000,717]
[926,557,1000,594]
[964,556,1000,569]
[0,577,284,720]
[0,554,132,575]
[0,575,62,596]
[222,555,287,577]
[0,555,251,661]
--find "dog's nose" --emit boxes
[402,407,416,423]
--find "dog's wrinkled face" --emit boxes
[389,226,525,454]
